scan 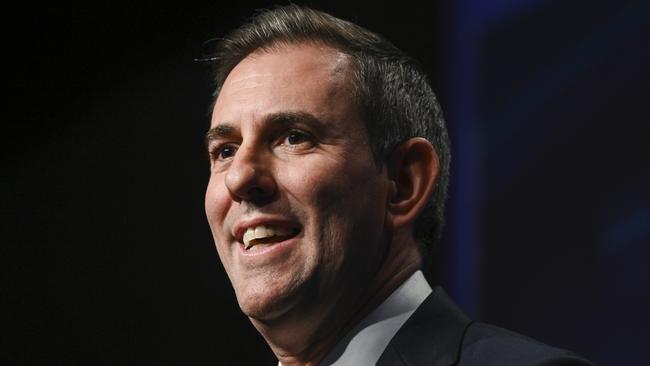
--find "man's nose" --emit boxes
[224,144,276,203]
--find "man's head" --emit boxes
[209,5,450,253]
[203,4,449,342]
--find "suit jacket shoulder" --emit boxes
[376,286,594,366]
[459,322,593,366]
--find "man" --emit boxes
[203,5,593,366]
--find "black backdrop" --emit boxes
[4,1,648,365]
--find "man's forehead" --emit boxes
[212,43,357,125]
[223,43,352,87]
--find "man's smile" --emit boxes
[233,216,302,255]
[242,225,300,250]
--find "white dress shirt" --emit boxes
[278,270,432,366]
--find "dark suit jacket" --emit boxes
[376,286,594,366]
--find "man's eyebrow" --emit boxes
[205,111,324,148]
[205,124,235,148]
[265,111,323,128]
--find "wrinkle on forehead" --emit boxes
[226,73,274,91]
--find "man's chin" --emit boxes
[239,301,291,322]
[232,270,320,321]
[238,293,300,322]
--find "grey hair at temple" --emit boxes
[205,4,451,262]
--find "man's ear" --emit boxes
[385,137,439,229]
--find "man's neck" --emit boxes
[319,270,432,365]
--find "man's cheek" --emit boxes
[205,185,230,227]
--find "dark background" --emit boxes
[4,0,648,364]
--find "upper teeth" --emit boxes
[243,225,293,248]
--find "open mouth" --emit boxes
[242,225,300,251]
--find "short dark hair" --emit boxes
[206,5,451,257]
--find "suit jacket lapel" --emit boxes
[376,286,472,366]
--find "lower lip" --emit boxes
[238,235,300,257]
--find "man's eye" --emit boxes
[212,144,238,161]
[284,130,311,146]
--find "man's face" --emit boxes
[205,44,390,321]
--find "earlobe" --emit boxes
[386,138,439,229]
